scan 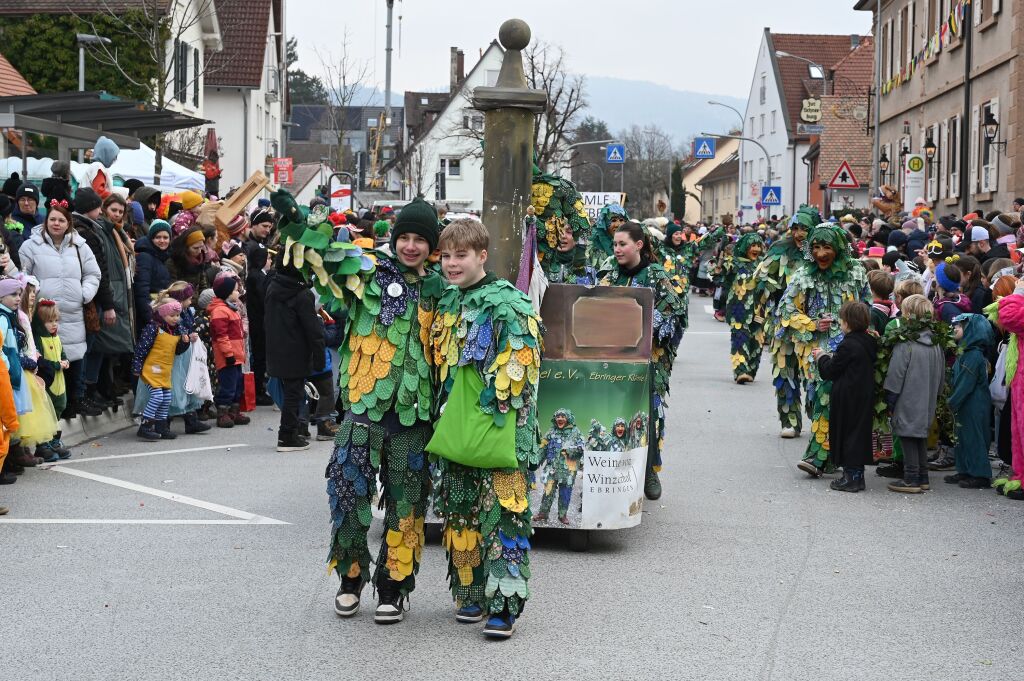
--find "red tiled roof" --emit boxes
[768,32,869,139]
[0,0,169,13]
[206,0,272,88]
[0,53,35,97]
[832,37,874,96]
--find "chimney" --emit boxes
[450,46,459,93]
[457,50,465,86]
[850,34,860,50]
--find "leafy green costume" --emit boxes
[536,409,585,521]
[609,417,630,452]
[755,206,821,430]
[724,233,769,381]
[587,419,611,451]
[776,222,870,470]
[587,203,628,270]
[269,190,441,597]
[429,274,542,617]
[661,227,725,330]
[531,172,594,284]
[600,259,685,471]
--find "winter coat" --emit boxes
[41,177,72,205]
[967,285,992,319]
[883,329,946,438]
[167,254,213,297]
[245,265,268,353]
[263,272,325,379]
[934,293,972,323]
[905,228,929,254]
[73,213,113,312]
[0,351,19,460]
[948,314,993,478]
[3,214,31,269]
[995,293,1024,482]
[80,216,135,354]
[18,225,101,361]
[133,236,172,328]
[207,297,246,370]
[133,187,161,227]
[816,330,877,467]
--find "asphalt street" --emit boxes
[1,300,1022,681]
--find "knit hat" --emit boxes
[390,197,439,252]
[148,219,172,240]
[168,283,195,302]
[213,275,237,300]
[249,207,275,225]
[123,179,144,196]
[16,182,40,206]
[0,277,24,298]
[197,288,215,310]
[130,201,145,226]
[74,187,103,214]
[156,300,182,319]
[180,190,203,211]
[2,173,21,197]
[185,229,206,248]
[991,215,1016,236]
[227,214,248,237]
[257,198,271,208]
[665,223,682,242]
[222,240,243,260]
[967,225,990,243]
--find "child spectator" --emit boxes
[933,260,972,322]
[945,313,995,489]
[956,255,991,317]
[811,301,877,492]
[868,270,895,335]
[884,295,947,494]
[31,299,70,459]
[208,275,249,429]
[132,299,190,441]
[0,348,20,508]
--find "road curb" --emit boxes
[59,400,137,448]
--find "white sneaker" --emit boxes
[334,578,362,617]
[780,427,797,439]
[374,601,405,624]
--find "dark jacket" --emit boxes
[41,177,72,205]
[905,228,929,254]
[73,213,114,311]
[949,314,994,478]
[88,217,135,354]
[816,330,878,467]
[264,271,325,379]
[133,236,172,328]
[4,212,33,268]
[984,242,1012,263]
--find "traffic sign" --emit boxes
[605,144,625,164]
[761,186,782,206]
[693,137,716,159]
[827,161,860,189]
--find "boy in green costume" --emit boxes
[270,191,442,625]
[429,218,542,639]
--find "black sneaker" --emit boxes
[887,478,922,494]
[927,456,956,471]
[944,473,969,484]
[0,471,16,485]
[276,433,310,452]
[374,578,407,624]
[334,576,363,617]
[644,466,662,500]
[829,472,865,492]
[958,476,991,489]
[255,393,275,407]
[136,420,161,441]
[876,462,904,478]
[77,398,104,417]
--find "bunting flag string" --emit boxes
[881,0,971,96]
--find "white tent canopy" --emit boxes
[0,142,203,193]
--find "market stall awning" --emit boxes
[0,91,208,151]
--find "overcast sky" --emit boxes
[287,0,871,99]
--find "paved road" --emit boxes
[2,300,1021,680]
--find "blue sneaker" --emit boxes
[455,604,485,623]
[34,444,59,463]
[482,614,516,639]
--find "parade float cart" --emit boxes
[532,283,653,551]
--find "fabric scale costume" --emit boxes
[268,191,442,618]
[755,206,819,435]
[775,222,870,474]
[723,233,768,383]
[530,172,595,285]
[429,274,542,620]
[534,408,585,524]
[587,203,628,270]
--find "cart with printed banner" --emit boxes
[531,284,653,551]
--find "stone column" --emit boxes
[472,19,547,282]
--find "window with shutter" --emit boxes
[969,105,979,194]
[193,48,200,106]
[974,0,983,25]
[908,2,916,62]
[949,115,960,197]
[939,121,947,199]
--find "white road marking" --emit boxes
[0,518,281,525]
[42,466,288,525]
[51,443,249,465]
[704,305,714,315]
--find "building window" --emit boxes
[770,110,776,134]
[440,158,461,177]
[759,113,765,137]
[486,69,500,87]
[367,118,378,127]
[980,99,999,192]
[759,74,766,105]
[749,116,755,137]
[462,111,483,131]
[947,115,960,198]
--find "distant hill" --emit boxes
[583,76,747,144]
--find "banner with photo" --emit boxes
[532,359,651,531]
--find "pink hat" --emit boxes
[156,300,182,319]
[0,277,23,298]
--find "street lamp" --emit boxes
[878,151,890,182]
[983,111,1007,153]
[707,100,745,132]
[76,33,112,92]
[924,136,937,168]
[700,131,773,207]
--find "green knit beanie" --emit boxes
[390,197,439,252]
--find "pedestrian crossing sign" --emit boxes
[605,144,625,164]
[760,186,782,206]
[693,137,716,159]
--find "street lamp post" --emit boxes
[579,161,605,191]
[75,33,111,162]
[707,100,745,133]
[700,131,773,210]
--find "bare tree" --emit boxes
[72,0,235,184]
[314,31,373,175]
[620,124,675,218]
